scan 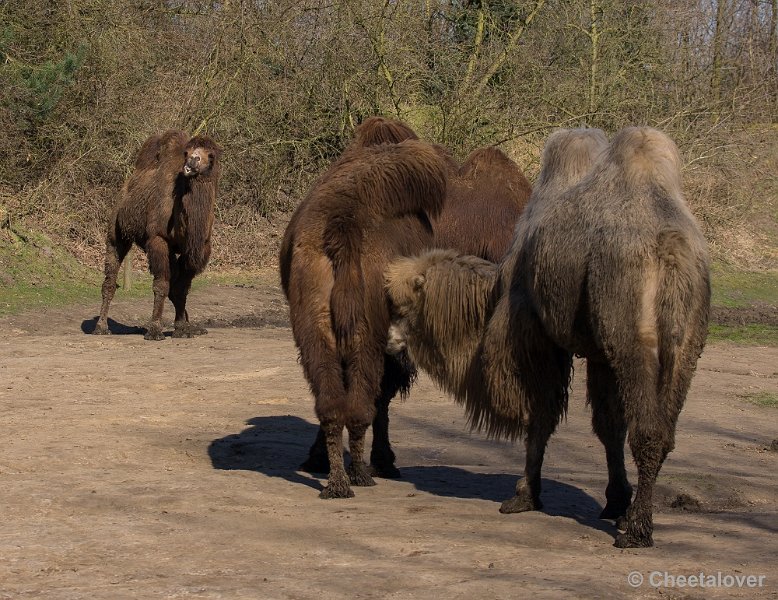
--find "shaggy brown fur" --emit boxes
[353,115,419,146]
[280,137,447,499]
[295,118,530,479]
[388,127,709,548]
[280,116,426,478]
[387,129,607,432]
[433,146,531,261]
[386,249,498,399]
[94,130,222,340]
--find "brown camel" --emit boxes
[94,130,222,340]
[281,117,424,478]
[280,136,448,499]
[294,117,532,478]
[387,127,710,547]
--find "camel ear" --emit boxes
[412,274,425,291]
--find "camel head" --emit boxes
[182,136,221,178]
[384,251,442,357]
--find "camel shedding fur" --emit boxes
[281,135,448,499]
[386,126,710,549]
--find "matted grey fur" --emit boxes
[386,127,710,548]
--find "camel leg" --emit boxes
[370,352,414,478]
[499,412,557,513]
[170,260,206,338]
[319,421,353,499]
[614,335,701,548]
[588,360,633,521]
[303,405,395,478]
[144,236,171,341]
[369,394,396,478]
[498,325,570,514]
[94,237,131,335]
[612,352,672,548]
[302,353,413,478]
[347,423,376,487]
[614,430,668,548]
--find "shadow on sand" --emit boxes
[209,415,614,535]
[81,317,149,336]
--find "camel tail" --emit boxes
[654,227,711,420]
[324,213,366,364]
[359,141,448,222]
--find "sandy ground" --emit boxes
[0,277,776,599]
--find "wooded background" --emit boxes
[1,0,776,269]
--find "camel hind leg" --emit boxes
[301,351,414,479]
[341,344,381,488]
[608,339,669,548]
[144,236,172,341]
[615,291,708,547]
[587,360,632,521]
[319,421,353,499]
[347,422,375,487]
[94,236,132,335]
[170,258,207,338]
[499,328,571,514]
[299,324,356,499]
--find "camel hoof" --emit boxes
[614,531,653,548]
[348,464,376,487]
[92,324,110,335]
[370,463,402,479]
[319,483,355,499]
[144,327,165,341]
[499,494,541,514]
[171,327,194,339]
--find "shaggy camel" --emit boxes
[94,130,222,340]
[282,117,425,478]
[296,117,531,478]
[386,127,710,548]
[280,137,448,498]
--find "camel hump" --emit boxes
[458,146,512,178]
[536,128,608,188]
[134,134,163,171]
[608,126,683,197]
[353,116,419,148]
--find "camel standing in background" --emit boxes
[94,130,222,340]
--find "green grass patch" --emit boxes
[0,225,153,316]
[707,324,778,346]
[710,262,778,308]
[0,224,276,316]
[738,391,778,408]
[1,226,100,314]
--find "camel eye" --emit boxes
[184,151,189,157]
[208,153,213,161]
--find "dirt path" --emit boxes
[1,278,776,599]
